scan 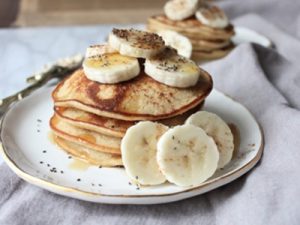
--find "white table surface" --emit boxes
[0,24,142,164]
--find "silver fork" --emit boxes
[0,54,83,118]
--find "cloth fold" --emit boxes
[232,14,300,66]
[202,43,300,225]
[1,12,300,225]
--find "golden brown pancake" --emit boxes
[55,107,132,138]
[147,15,234,41]
[54,102,204,138]
[147,14,235,61]
[190,38,232,51]
[53,135,123,167]
[192,44,234,61]
[52,69,212,121]
[50,114,121,155]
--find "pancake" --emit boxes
[147,14,235,61]
[55,107,132,138]
[52,69,212,121]
[190,39,232,51]
[50,114,121,155]
[53,135,122,167]
[147,15,234,41]
[192,44,234,61]
[54,101,204,138]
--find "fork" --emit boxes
[0,54,83,118]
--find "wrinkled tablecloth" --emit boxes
[1,0,300,224]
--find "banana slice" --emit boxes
[83,52,140,84]
[85,44,117,58]
[157,124,219,187]
[121,121,168,185]
[108,28,165,58]
[158,30,192,58]
[185,111,234,168]
[195,4,229,28]
[164,0,199,21]
[144,47,200,88]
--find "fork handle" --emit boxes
[0,67,75,116]
[0,73,53,110]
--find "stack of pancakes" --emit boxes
[50,68,212,167]
[147,15,235,61]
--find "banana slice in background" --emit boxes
[164,0,199,21]
[83,52,140,84]
[185,111,234,168]
[108,28,165,58]
[158,30,192,58]
[157,124,219,187]
[121,121,168,185]
[144,47,200,88]
[85,44,117,58]
[195,4,229,29]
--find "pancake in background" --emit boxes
[50,114,121,155]
[53,135,122,167]
[192,44,234,61]
[147,15,234,41]
[190,38,232,51]
[52,69,212,121]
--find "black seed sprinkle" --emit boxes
[77,178,81,182]
[128,182,132,185]
[136,187,140,190]
[37,130,40,133]
[37,119,42,123]
[42,150,47,153]
[173,147,177,150]
[172,135,175,140]
[68,156,72,159]
[47,164,51,167]
[60,170,64,174]
[135,176,139,180]
[39,161,43,164]
[98,184,102,187]
[99,166,102,169]
[50,167,57,173]
[91,183,95,186]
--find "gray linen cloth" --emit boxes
[1,10,300,225]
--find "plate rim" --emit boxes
[0,88,264,199]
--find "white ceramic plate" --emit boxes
[0,87,263,204]
[232,26,272,48]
